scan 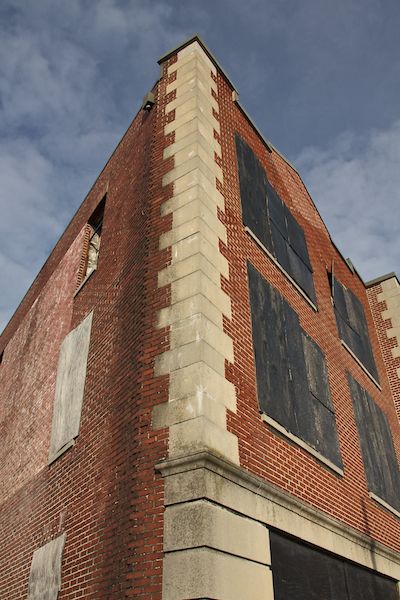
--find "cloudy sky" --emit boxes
[1,0,399,331]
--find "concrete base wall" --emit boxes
[157,451,400,599]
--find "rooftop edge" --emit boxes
[365,272,399,288]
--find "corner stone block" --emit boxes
[169,416,239,464]
[169,313,234,363]
[164,499,271,565]
[154,339,226,377]
[163,548,274,600]
[152,394,227,429]
[168,362,236,411]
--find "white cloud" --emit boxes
[0,0,188,333]
[295,121,400,280]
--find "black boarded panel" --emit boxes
[368,396,400,512]
[348,289,379,381]
[348,373,400,512]
[302,333,333,410]
[287,246,317,305]
[334,278,379,381]
[271,531,399,600]
[235,135,273,252]
[305,392,343,467]
[348,374,382,495]
[300,334,342,467]
[271,222,290,273]
[344,561,399,600]
[333,277,349,322]
[247,263,295,430]
[286,208,311,269]
[283,301,309,437]
[266,183,287,237]
[270,532,348,600]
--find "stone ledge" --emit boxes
[156,451,400,579]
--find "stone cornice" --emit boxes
[156,450,400,572]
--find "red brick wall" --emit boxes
[367,282,400,422]
[2,43,400,600]
[0,75,172,598]
[216,70,400,553]
[0,231,83,506]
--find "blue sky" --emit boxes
[1,0,400,331]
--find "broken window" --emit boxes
[235,135,316,305]
[27,534,65,600]
[332,276,379,382]
[248,262,342,468]
[48,311,93,463]
[348,373,400,513]
[85,196,105,278]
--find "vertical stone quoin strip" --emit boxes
[153,40,239,464]
[153,39,274,600]
[368,275,400,420]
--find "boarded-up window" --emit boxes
[270,531,399,600]
[348,373,400,512]
[236,135,316,304]
[333,277,378,381]
[48,312,93,463]
[27,534,65,600]
[248,262,342,467]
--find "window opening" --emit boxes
[85,195,105,279]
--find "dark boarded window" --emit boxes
[348,373,400,512]
[270,531,399,600]
[236,135,316,305]
[248,262,342,468]
[333,276,379,381]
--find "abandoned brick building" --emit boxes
[1,36,400,599]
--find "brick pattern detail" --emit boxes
[153,41,238,465]
[2,36,400,600]
[215,64,400,553]
[368,276,400,421]
[0,98,168,599]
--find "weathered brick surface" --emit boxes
[0,76,171,598]
[216,69,400,552]
[1,40,400,600]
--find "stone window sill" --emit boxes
[262,413,344,477]
[369,491,400,520]
[340,340,381,390]
[48,439,75,466]
[245,227,318,312]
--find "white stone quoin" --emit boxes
[153,40,238,465]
